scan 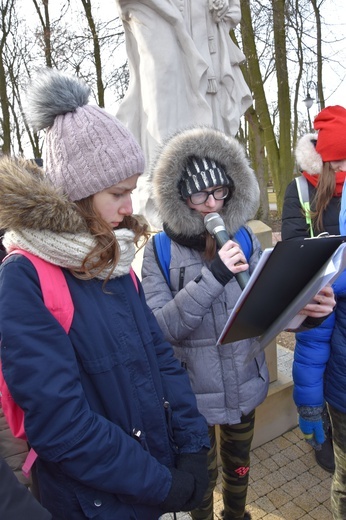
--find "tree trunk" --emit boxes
[80,0,105,107]
[272,0,294,212]
[310,0,325,109]
[240,0,280,214]
[0,0,13,154]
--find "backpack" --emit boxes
[0,250,74,477]
[0,250,139,477]
[152,227,253,288]
[295,176,314,237]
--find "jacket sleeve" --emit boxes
[141,238,226,344]
[281,180,311,240]
[292,312,334,407]
[139,284,210,452]
[0,257,172,505]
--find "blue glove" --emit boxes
[298,406,325,450]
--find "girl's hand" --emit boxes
[218,240,249,275]
[298,285,336,318]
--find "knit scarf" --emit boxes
[303,170,346,197]
[3,228,135,280]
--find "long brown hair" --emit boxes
[310,162,335,233]
[73,196,150,284]
[204,233,217,261]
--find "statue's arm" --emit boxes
[117,0,181,25]
[209,0,241,27]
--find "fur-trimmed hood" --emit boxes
[150,127,260,237]
[0,156,87,234]
[295,133,323,174]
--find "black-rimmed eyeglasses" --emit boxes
[189,186,229,205]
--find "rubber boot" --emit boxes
[315,407,335,474]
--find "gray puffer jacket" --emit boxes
[141,127,269,426]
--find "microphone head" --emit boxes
[204,212,226,235]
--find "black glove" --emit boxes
[210,254,234,286]
[159,467,195,513]
[176,449,209,511]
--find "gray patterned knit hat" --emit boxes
[25,68,145,201]
[180,156,230,199]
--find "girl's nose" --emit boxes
[120,194,133,215]
[205,193,217,207]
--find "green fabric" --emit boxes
[295,176,314,238]
[328,403,346,519]
[190,410,255,520]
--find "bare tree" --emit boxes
[0,0,15,154]
[31,0,53,67]
[309,0,325,109]
[239,0,343,214]
[80,0,105,106]
[241,0,281,216]
[1,0,344,188]
[272,0,294,210]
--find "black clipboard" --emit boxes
[219,236,346,345]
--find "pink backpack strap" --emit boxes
[22,448,38,479]
[4,249,74,476]
[6,250,74,333]
[130,267,139,293]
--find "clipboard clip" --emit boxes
[305,232,332,240]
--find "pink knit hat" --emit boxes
[25,68,145,201]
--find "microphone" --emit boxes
[204,212,250,290]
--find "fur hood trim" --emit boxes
[295,133,322,174]
[0,156,87,233]
[150,127,260,237]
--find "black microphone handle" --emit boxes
[213,229,250,290]
[212,228,230,248]
[233,270,250,291]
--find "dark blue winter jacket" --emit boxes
[325,273,346,413]
[0,255,209,520]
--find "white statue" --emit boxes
[115,0,253,226]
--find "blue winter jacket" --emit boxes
[0,255,209,520]
[293,270,346,414]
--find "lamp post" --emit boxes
[303,80,319,131]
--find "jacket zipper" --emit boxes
[132,428,149,451]
[163,399,178,453]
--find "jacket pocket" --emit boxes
[78,352,124,374]
[74,486,136,519]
